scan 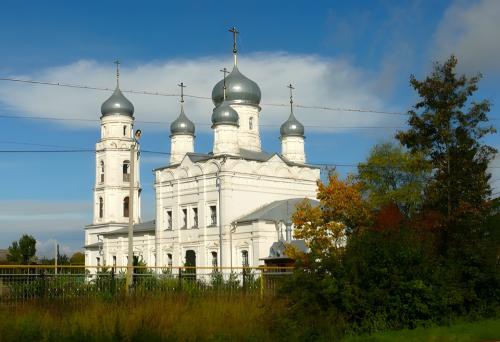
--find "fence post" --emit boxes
[178,267,182,290]
[260,270,264,299]
[41,269,47,300]
[242,267,246,293]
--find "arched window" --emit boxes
[123,160,130,182]
[100,161,105,183]
[123,197,129,217]
[249,117,253,130]
[241,250,249,267]
[123,125,127,137]
[167,253,172,268]
[99,197,104,218]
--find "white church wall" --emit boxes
[213,126,239,155]
[153,157,319,268]
[170,135,194,165]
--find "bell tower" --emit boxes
[93,61,141,225]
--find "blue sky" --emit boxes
[0,0,499,256]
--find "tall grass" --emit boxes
[0,295,280,341]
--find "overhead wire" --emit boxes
[0,113,407,130]
[0,77,498,123]
[1,144,500,169]
[0,76,418,117]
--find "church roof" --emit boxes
[212,65,261,107]
[233,197,319,224]
[280,112,305,137]
[101,86,134,117]
[170,106,195,136]
[211,100,239,127]
[100,220,156,236]
[155,150,320,171]
[260,240,309,261]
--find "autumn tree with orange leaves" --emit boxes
[292,173,371,255]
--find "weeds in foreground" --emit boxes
[0,295,276,341]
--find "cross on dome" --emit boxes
[178,82,186,103]
[171,81,195,137]
[220,67,229,99]
[228,26,239,66]
[287,83,295,112]
[280,83,304,138]
[114,59,121,87]
[100,60,134,117]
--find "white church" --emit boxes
[84,29,320,269]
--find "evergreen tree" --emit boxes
[396,56,496,245]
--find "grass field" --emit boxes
[1,296,499,341]
[0,295,277,341]
[345,318,500,342]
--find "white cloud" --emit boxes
[0,53,400,133]
[36,238,74,259]
[0,200,90,252]
[433,0,500,74]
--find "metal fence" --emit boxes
[0,265,293,303]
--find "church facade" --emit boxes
[84,30,320,269]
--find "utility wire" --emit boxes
[1,76,499,121]
[0,76,409,116]
[1,147,500,169]
[0,114,406,129]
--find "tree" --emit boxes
[293,173,371,255]
[7,234,36,264]
[357,142,430,216]
[396,55,496,221]
[70,252,85,265]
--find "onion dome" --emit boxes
[170,106,195,136]
[280,112,304,138]
[101,86,134,117]
[211,101,239,127]
[211,66,261,107]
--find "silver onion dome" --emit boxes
[211,66,261,107]
[170,106,195,136]
[211,101,239,127]
[101,86,134,117]
[280,112,305,137]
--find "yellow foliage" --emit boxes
[293,173,372,255]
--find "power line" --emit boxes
[1,147,500,169]
[0,113,407,129]
[0,76,409,116]
[1,76,499,122]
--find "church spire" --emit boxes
[280,83,304,138]
[114,59,120,87]
[178,81,186,105]
[228,26,239,67]
[287,83,295,116]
